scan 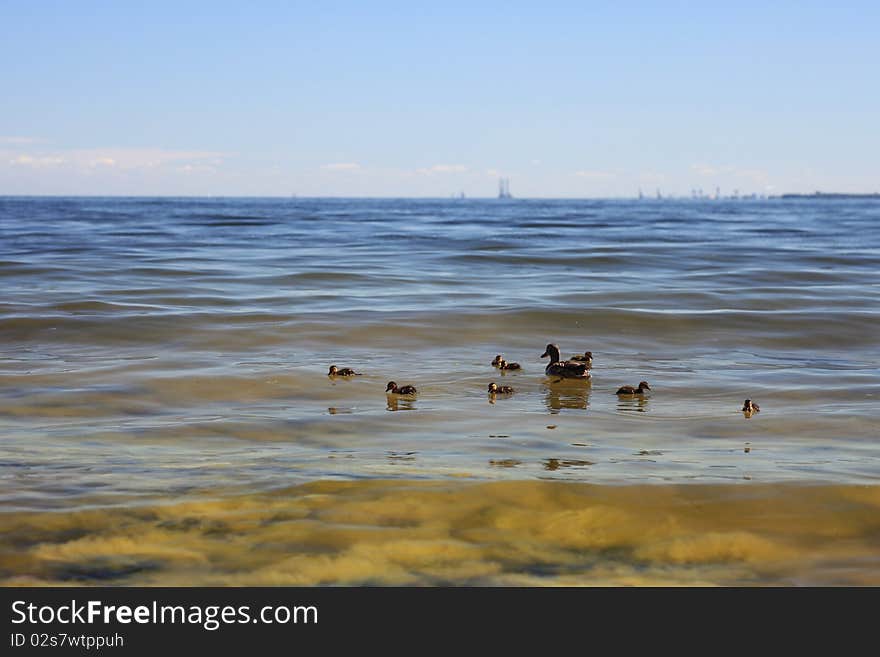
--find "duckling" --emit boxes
[497,358,522,371]
[386,381,418,395]
[742,399,760,413]
[569,350,593,367]
[491,354,504,367]
[328,365,362,376]
[616,381,651,395]
[540,344,590,379]
[488,382,514,394]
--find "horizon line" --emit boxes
[1,193,877,201]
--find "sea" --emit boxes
[1,196,879,585]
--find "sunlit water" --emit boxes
[1,196,879,584]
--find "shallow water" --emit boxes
[1,196,879,584]
[3,480,880,586]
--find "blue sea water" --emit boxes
[1,196,879,510]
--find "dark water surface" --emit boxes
[1,197,879,511]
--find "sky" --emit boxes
[1,1,878,197]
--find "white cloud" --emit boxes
[691,163,721,176]
[574,169,615,179]
[82,148,225,170]
[176,163,217,174]
[320,162,361,171]
[691,163,769,185]
[4,147,225,173]
[416,164,467,175]
[0,136,44,145]
[9,154,64,168]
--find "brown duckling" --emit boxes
[491,354,504,367]
[488,382,514,394]
[569,350,593,367]
[386,381,418,395]
[616,381,651,395]
[742,399,760,413]
[328,365,362,376]
[497,358,522,371]
[540,343,590,379]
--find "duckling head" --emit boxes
[488,382,499,393]
[492,354,503,365]
[541,344,561,362]
[385,381,397,392]
[638,381,651,390]
[328,365,339,375]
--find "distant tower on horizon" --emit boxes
[638,188,644,200]
[498,178,512,199]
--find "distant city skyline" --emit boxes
[1,1,878,197]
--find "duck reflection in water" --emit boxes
[544,458,594,471]
[617,396,650,413]
[543,380,590,414]
[327,407,355,415]
[386,396,417,412]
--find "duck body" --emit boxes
[488,382,514,394]
[540,344,590,379]
[328,365,361,376]
[742,399,760,413]
[386,381,417,395]
[616,381,651,395]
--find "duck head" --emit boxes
[488,382,499,393]
[385,381,397,392]
[638,381,651,391]
[328,365,339,375]
[541,344,561,362]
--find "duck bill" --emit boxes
[540,350,549,358]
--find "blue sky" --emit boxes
[1,1,878,197]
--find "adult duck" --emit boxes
[540,344,590,379]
